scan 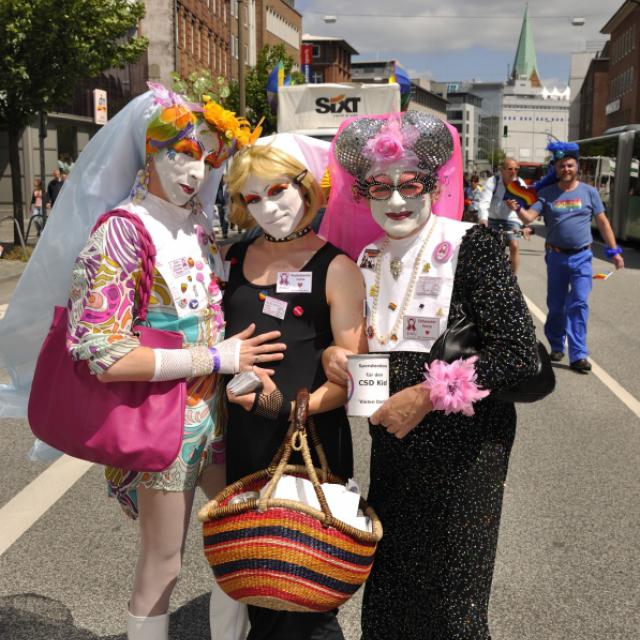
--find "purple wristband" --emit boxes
[208,347,221,373]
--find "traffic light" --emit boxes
[503,125,508,138]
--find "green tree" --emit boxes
[226,44,303,134]
[0,0,148,243]
[487,148,506,173]
[170,69,230,104]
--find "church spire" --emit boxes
[512,5,541,87]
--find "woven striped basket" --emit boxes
[198,389,383,612]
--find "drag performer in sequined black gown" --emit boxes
[321,112,539,639]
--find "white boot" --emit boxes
[209,580,249,640]
[127,609,169,640]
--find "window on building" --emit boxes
[448,110,463,121]
[181,14,186,50]
[231,0,238,17]
[312,45,321,58]
[207,33,211,66]
[231,35,238,59]
[190,20,194,54]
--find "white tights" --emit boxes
[128,464,248,639]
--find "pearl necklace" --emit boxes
[369,217,437,344]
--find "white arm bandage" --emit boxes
[216,337,241,374]
[150,346,213,381]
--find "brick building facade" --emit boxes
[579,52,610,138]
[601,1,640,129]
[175,0,232,82]
[302,36,357,84]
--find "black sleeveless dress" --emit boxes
[223,239,353,640]
[224,239,353,484]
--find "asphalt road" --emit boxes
[1,225,639,640]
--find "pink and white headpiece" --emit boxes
[334,111,453,181]
[319,111,464,259]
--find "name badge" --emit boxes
[263,295,288,320]
[276,271,312,293]
[416,276,442,297]
[403,315,441,340]
[359,249,380,270]
[169,257,191,278]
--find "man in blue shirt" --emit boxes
[507,152,624,372]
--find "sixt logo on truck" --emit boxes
[315,94,362,114]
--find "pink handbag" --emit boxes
[28,209,186,472]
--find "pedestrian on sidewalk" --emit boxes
[30,178,43,237]
[477,156,528,273]
[46,169,64,209]
[507,149,624,372]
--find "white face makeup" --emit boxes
[241,174,306,239]
[153,122,220,207]
[365,165,432,239]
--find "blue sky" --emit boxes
[296,0,615,89]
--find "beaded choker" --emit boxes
[264,225,312,243]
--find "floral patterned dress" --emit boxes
[66,193,226,518]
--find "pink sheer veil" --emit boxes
[319,113,463,260]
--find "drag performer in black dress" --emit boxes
[222,133,367,640]
[322,112,539,639]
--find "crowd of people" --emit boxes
[0,83,626,640]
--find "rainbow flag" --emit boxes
[504,182,538,209]
[389,61,412,110]
[266,62,292,110]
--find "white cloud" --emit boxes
[298,0,612,56]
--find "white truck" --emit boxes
[277,83,401,141]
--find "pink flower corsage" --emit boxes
[422,356,490,417]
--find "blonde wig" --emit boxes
[226,143,324,230]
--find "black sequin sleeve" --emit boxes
[457,225,539,393]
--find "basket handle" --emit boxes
[258,389,335,524]
[266,403,330,482]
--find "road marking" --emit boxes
[523,294,640,419]
[0,455,93,557]
[0,304,6,320]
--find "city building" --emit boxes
[445,92,482,173]
[601,0,640,130]
[579,45,610,139]
[258,0,302,63]
[432,81,501,173]
[501,6,570,163]
[352,62,447,119]
[568,41,609,140]
[302,35,358,83]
